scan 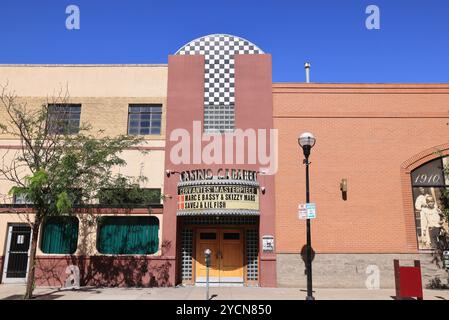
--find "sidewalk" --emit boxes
[1,284,448,300]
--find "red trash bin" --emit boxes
[394,259,423,300]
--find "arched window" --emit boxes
[411,157,449,250]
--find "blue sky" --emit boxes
[0,0,448,83]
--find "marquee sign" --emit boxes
[178,184,259,211]
[179,169,258,182]
[177,169,260,213]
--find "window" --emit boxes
[12,189,81,206]
[13,194,33,205]
[97,216,159,254]
[41,216,79,254]
[411,157,449,250]
[199,232,217,240]
[47,104,81,135]
[223,232,240,240]
[204,104,235,133]
[67,188,84,206]
[128,104,162,135]
[98,188,161,207]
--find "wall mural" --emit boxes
[412,157,449,250]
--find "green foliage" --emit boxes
[0,88,146,220]
[98,176,161,208]
[0,86,150,299]
[56,191,72,214]
[443,177,449,223]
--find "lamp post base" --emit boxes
[306,295,315,301]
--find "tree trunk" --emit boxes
[24,218,41,299]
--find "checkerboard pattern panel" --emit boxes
[181,229,193,281]
[176,34,263,132]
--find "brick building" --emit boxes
[0,35,448,288]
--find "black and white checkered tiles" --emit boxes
[176,34,263,132]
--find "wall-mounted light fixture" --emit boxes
[340,179,347,200]
[166,169,181,178]
[260,186,266,194]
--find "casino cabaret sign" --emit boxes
[177,169,260,212]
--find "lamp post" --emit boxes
[298,132,316,301]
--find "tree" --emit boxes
[0,84,146,299]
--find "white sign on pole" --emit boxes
[298,204,307,219]
[298,203,316,220]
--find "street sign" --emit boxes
[298,203,316,220]
[262,235,275,253]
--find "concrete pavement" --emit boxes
[1,284,449,300]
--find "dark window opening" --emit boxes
[223,232,240,240]
[47,104,81,135]
[200,232,217,240]
[98,188,161,207]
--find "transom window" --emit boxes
[47,104,81,135]
[128,104,162,135]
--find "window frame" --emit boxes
[47,103,82,135]
[127,104,162,136]
[96,216,160,255]
[40,216,79,255]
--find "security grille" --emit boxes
[246,229,259,281]
[181,229,194,281]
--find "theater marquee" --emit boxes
[177,169,260,214]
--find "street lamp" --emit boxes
[298,132,316,301]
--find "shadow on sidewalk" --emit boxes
[2,286,106,300]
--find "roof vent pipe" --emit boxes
[304,62,311,83]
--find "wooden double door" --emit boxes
[195,228,243,284]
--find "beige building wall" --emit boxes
[0,213,163,259]
[0,144,165,205]
[0,64,168,201]
[0,65,167,98]
[0,65,168,263]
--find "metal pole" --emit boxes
[305,155,314,300]
[305,62,311,83]
[206,262,209,300]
